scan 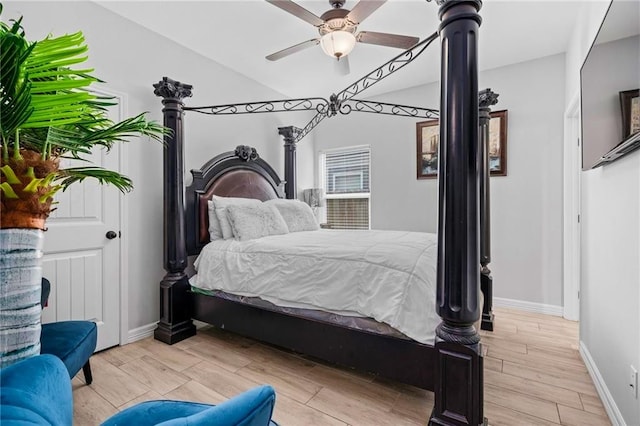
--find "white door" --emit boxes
[563,95,581,321]
[41,91,123,351]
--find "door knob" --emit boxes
[106,231,118,240]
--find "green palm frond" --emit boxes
[77,113,169,146]
[0,8,168,213]
[56,166,133,193]
[21,32,97,137]
[0,16,36,143]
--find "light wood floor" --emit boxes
[72,308,611,425]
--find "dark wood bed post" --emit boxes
[430,1,485,425]
[153,77,197,344]
[479,88,498,332]
[279,126,298,199]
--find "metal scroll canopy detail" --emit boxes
[294,113,328,143]
[334,31,438,103]
[184,98,330,116]
[340,99,438,118]
[181,31,439,144]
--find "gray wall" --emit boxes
[314,53,566,308]
[3,1,315,333]
[567,1,640,424]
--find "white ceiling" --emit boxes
[97,0,584,99]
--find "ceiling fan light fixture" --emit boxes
[320,30,356,59]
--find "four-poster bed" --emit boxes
[153,1,495,424]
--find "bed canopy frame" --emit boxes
[153,1,495,424]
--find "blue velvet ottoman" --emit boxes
[40,320,97,384]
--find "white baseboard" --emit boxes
[193,320,210,329]
[579,341,626,426]
[493,297,563,317]
[127,322,157,344]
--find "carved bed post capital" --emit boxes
[432,0,483,10]
[479,88,498,332]
[479,88,499,110]
[278,126,302,199]
[278,126,300,141]
[430,1,486,425]
[153,77,193,102]
[153,77,196,345]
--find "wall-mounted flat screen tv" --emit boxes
[581,0,640,170]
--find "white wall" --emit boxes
[314,53,566,308]
[567,1,640,424]
[4,1,315,333]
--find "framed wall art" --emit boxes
[619,89,639,139]
[416,109,508,179]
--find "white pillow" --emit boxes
[207,200,223,241]
[226,203,289,241]
[216,208,235,240]
[211,195,261,240]
[264,199,319,232]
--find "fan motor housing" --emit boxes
[319,9,356,35]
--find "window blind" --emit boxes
[321,146,370,230]
[326,198,369,230]
[323,147,370,194]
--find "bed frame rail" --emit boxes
[193,293,435,390]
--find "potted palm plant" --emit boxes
[0,6,166,366]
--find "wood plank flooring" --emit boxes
[72,308,610,425]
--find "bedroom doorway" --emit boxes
[563,94,581,321]
[40,89,126,351]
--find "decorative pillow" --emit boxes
[264,199,319,232]
[215,208,235,240]
[207,200,223,241]
[211,196,261,240]
[226,203,289,241]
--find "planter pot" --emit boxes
[0,228,44,367]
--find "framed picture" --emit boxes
[619,89,639,139]
[416,109,508,179]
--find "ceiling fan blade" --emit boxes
[266,39,320,61]
[357,31,419,50]
[346,0,386,24]
[266,0,325,27]
[334,56,350,76]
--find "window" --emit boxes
[320,146,370,230]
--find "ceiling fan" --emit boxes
[265,0,419,74]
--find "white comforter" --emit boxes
[190,229,440,344]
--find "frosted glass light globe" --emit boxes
[320,31,356,59]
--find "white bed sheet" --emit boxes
[190,229,440,344]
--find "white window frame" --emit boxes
[318,145,371,229]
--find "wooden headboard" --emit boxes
[185,145,284,255]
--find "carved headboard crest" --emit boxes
[234,145,259,162]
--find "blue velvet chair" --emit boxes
[0,355,73,426]
[1,354,278,426]
[102,386,278,426]
[39,277,98,384]
[40,320,97,384]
